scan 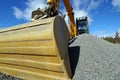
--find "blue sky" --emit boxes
[0,0,120,37]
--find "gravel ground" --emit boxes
[69,34,120,80]
[116,44,120,47]
[0,72,22,80]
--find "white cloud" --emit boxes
[112,0,120,11]
[87,0,103,11]
[12,0,103,24]
[73,0,82,10]
[75,10,88,18]
[71,0,105,24]
[13,7,23,19]
[64,9,92,25]
[92,30,119,38]
[13,0,46,21]
[92,30,108,37]
[74,9,93,24]
[72,0,105,12]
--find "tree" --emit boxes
[115,31,119,39]
[103,31,120,44]
[115,31,119,43]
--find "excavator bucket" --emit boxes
[0,16,72,80]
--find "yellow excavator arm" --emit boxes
[62,0,77,38]
[46,0,77,38]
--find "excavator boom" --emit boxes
[53,0,77,37]
[62,0,77,37]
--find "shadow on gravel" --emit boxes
[69,38,77,45]
[68,46,80,78]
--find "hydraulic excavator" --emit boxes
[0,0,80,80]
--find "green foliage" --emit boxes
[115,31,119,39]
[103,31,120,44]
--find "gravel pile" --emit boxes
[116,44,120,47]
[0,72,22,80]
[69,34,120,80]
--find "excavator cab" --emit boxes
[76,16,89,35]
[31,0,59,21]
[46,0,53,4]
